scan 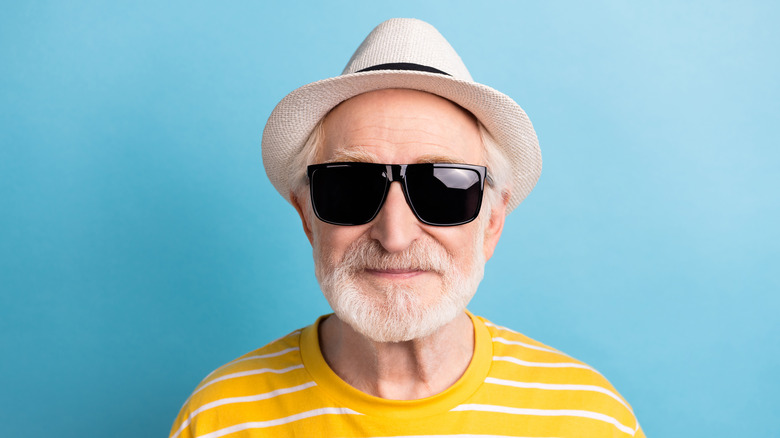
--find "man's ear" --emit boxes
[291,192,314,246]
[482,190,509,261]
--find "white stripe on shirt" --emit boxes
[195,407,362,438]
[492,336,563,354]
[493,356,600,374]
[485,377,633,412]
[172,381,316,438]
[451,404,635,436]
[201,347,301,381]
[364,435,557,438]
[193,364,304,397]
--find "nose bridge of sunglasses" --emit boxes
[382,164,406,182]
[376,165,416,217]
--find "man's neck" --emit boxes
[318,312,475,400]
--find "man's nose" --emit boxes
[368,181,423,253]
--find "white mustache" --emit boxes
[340,239,451,274]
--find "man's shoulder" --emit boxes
[476,316,641,435]
[479,316,576,362]
[170,327,317,438]
[478,315,618,385]
[185,328,308,406]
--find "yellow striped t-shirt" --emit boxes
[170,313,644,437]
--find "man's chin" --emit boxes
[330,295,467,344]
[341,316,454,344]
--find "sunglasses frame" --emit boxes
[306,162,491,227]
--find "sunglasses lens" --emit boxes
[405,165,483,225]
[310,165,387,225]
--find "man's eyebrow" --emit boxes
[323,150,471,165]
[414,154,468,164]
[324,149,380,163]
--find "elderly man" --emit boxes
[170,18,644,438]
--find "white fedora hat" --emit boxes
[261,18,541,214]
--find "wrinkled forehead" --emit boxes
[316,89,484,165]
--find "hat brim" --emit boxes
[261,69,541,213]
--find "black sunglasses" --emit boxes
[307,162,491,226]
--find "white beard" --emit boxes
[314,225,487,343]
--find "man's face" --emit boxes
[294,89,506,342]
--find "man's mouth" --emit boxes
[363,268,427,280]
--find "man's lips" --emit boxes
[363,268,427,280]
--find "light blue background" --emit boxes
[1,1,778,436]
